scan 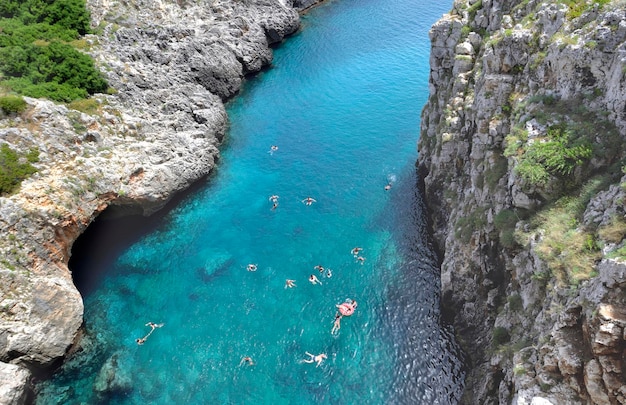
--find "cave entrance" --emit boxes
[69,176,212,296]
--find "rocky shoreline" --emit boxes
[0,1,321,403]
[419,0,625,403]
[3,0,624,403]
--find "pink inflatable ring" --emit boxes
[337,300,357,316]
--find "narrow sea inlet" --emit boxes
[36,0,464,403]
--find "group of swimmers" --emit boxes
[238,247,364,368]
[135,322,164,345]
[199,146,368,367]
[239,296,357,369]
[266,144,392,214]
[283,266,328,289]
[250,252,359,289]
[240,351,328,368]
[284,268,326,288]
[267,194,318,210]
[351,247,366,265]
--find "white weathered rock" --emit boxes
[585,359,611,405]
[0,362,30,405]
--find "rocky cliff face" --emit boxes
[418,0,625,403]
[0,0,318,403]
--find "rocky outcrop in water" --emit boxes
[419,0,625,403]
[0,0,320,403]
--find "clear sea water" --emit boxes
[35,0,464,403]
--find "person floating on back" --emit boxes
[309,274,322,285]
[302,197,316,206]
[332,299,357,335]
[303,352,327,367]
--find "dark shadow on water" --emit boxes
[70,174,214,297]
[371,162,466,404]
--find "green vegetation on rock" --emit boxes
[492,326,511,347]
[0,143,39,196]
[558,0,612,19]
[505,96,622,189]
[0,94,27,113]
[0,0,108,102]
[518,177,612,287]
[514,123,592,186]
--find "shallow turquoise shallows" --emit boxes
[35,0,464,403]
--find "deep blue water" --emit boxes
[35,0,464,403]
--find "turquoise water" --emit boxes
[35,0,464,403]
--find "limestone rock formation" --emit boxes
[0,0,321,403]
[93,350,133,397]
[419,0,626,403]
[0,363,30,405]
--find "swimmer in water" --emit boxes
[301,197,317,206]
[285,279,296,288]
[268,145,278,155]
[146,322,164,330]
[356,256,365,265]
[247,263,258,272]
[309,274,322,285]
[303,352,327,367]
[269,195,279,210]
[239,356,254,366]
[136,322,164,345]
[314,265,324,273]
[385,174,396,190]
[331,313,342,335]
[350,247,363,257]
[325,268,332,278]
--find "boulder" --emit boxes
[584,360,611,405]
[93,351,133,396]
[0,362,30,405]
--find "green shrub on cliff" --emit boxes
[494,209,520,249]
[0,94,27,114]
[598,216,626,244]
[506,96,621,190]
[0,0,108,102]
[559,0,612,19]
[515,124,592,186]
[492,327,510,347]
[467,0,483,20]
[519,177,609,286]
[0,144,39,196]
